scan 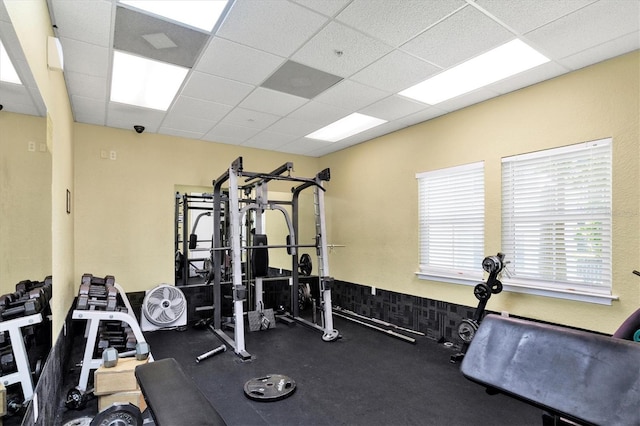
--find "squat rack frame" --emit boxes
[211,157,339,359]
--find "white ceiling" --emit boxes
[2,0,639,157]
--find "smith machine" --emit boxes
[211,157,340,359]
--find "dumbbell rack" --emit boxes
[72,283,151,393]
[0,312,43,401]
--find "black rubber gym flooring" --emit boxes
[132,317,542,426]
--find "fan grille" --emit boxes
[142,285,186,326]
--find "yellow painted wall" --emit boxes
[5,0,75,335]
[0,112,51,291]
[321,51,640,334]
[73,124,321,293]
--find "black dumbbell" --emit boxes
[76,294,118,311]
[0,297,42,320]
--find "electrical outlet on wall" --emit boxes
[28,141,36,152]
[109,150,117,160]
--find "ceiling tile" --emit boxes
[266,117,329,137]
[220,107,281,130]
[160,114,217,134]
[486,61,568,95]
[64,71,108,100]
[359,95,429,121]
[242,130,298,150]
[276,137,333,156]
[181,71,255,106]
[114,6,208,68]
[202,122,261,145]
[196,37,285,85]
[401,5,514,68]
[337,0,465,46]
[525,0,640,59]
[169,96,233,121]
[350,50,441,93]
[292,21,393,77]
[50,0,112,46]
[313,79,390,111]
[59,38,110,78]
[106,103,165,132]
[475,0,596,34]
[261,60,343,99]
[558,32,640,71]
[286,100,351,125]
[290,0,351,17]
[71,95,107,126]
[159,127,207,140]
[239,87,308,116]
[435,87,501,113]
[216,0,328,57]
[0,82,39,116]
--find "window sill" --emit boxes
[416,272,618,305]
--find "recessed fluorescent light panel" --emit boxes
[399,39,550,105]
[0,40,22,84]
[119,0,229,32]
[306,113,387,142]
[110,51,189,110]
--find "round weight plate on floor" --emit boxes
[244,374,296,402]
[90,403,142,426]
[63,417,93,426]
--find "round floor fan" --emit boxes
[141,285,187,331]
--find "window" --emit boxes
[501,138,612,301]
[416,162,484,283]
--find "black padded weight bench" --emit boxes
[135,358,227,426]
[460,314,640,426]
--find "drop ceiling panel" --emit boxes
[525,0,640,59]
[359,95,429,121]
[216,0,329,57]
[159,127,208,140]
[239,87,308,116]
[266,117,323,137]
[292,21,393,77]
[350,50,441,93]
[260,60,343,99]
[487,61,568,95]
[203,122,261,144]
[169,96,232,122]
[290,0,351,18]
[65,71,108,100]
[286,100,350,125]
[475,0,596,34]
[401,5,514,68]
[181,72,254,106]
[313,79,390,111]
[337,0,466,47]
[276,137,333,155]
[71,95,107,125]
[114,6,208,68]
[242,130,298,150]
[161,114,217,135]
[559,32,640,71]
[49,0,112,46]
[0,82,40,115]
[435,87,501,113]
[59,38,110,78]
[220,107,281,130]
[106,103,165,132]
[196,37,285,85]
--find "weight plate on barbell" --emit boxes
[489,279,503,294]
[244,374,296,402]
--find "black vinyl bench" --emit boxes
[460,314,640,426]
[135,357,227,426]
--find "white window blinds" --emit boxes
[417,162,484,280]
[501,138,612,292]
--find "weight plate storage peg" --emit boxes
[244,374,296,402]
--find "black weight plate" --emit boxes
[473,283,490,301]
[490,279,503,294]
[90,403,142,426]
[244,374,296,402]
